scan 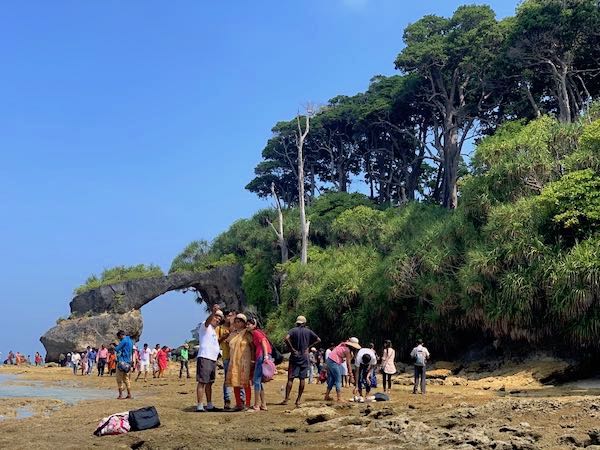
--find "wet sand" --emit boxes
[1,362,599,449]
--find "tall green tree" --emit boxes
[395,5,505,208]
[507,0,600,123]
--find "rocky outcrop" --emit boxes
[70,265,244,315]
[41,265,245,362]
[41,311,142,362]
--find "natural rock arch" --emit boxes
[40,265,244,362]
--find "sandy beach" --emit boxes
[1,359,600,449]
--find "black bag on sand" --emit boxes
[129,406,160,431]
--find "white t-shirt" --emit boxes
[150,348,158,361]
[140,348,151,363]
[354,348,377,368]
[197,323,220,361]
[71,353,80,364]
[325,349,332,360]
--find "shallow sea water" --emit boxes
[0,373,110,403]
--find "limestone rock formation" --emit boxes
[70,265,245,315]
[41,311,142,363]
[41,265,245,362]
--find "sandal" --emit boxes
[260,405,268,411]
[247,406,261,412]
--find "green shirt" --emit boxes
[180,348,189,361]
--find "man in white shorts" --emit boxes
[136,343,151,382]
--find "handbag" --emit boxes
[94,412,130,436]
[262,357,276,382]
[117,361,131,373]
[128,406,160,431]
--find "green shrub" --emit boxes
[75,264,164,294]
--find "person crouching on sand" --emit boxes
[324,338,360,403]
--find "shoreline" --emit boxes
[1,361,600,448]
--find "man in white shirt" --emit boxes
[353,343,377,397]
[71,352,81,375]
[410,339,431,394]
[195,305,224,412]
[136,343,151,382]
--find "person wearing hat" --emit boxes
[324,337,360,403]
[225,313,253,410]
[282,315,321,407]
[195,304,225,412]
[179,342,190,379]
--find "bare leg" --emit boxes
[282,379,293,404]
[197,382,206,405]
[205,383,212,404]
[296,379,305,406]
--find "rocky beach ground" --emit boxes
[1,357,600,449]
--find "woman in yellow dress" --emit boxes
[225,313,254,410]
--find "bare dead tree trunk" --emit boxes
[296,112,311,265]
[267,182,288,264]
[522,82,541,118]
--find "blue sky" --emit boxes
[0,0,518,359]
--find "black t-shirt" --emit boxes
[287,326,319,366]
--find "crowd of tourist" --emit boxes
[4,306,431,409]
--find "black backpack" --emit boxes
[129,406,160,431]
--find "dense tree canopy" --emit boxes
[169,0,600,357]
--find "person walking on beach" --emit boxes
[107,347,117,376]
[195,305,224,412]
[324,338,360,403]
[34,352,42,366]
[282,315,321,407]
[136,343,151,382]
[80,351,88,375]
[87,347,96,375]
[97,345,108,376]
[179,343,190,379]
[247,317,272,412]
[151,344,160,378]
[156,346,169,378]
[381,340,396,393]
[410,339,430,395]
[71,351,80,374]
[114,330,134,400]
